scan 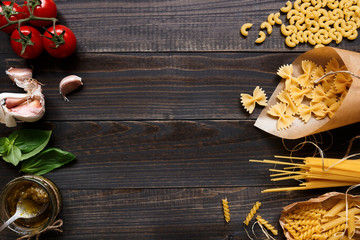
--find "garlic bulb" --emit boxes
[59,75,83,101]
[1,69,45,127]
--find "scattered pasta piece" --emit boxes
[281,1,293,13]
[260,21,273,34]
[222,198,230,223]
[267,13,276,25]
[240,23,253,37]
[240,86,267,114]
[274,12,282,25]
[255,31,266,43]
[256,215,278,235]
[244,201,261,226]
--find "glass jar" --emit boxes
[0,175,61,236]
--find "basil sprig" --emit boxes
[0,129,52,166]
[0,129,75,175]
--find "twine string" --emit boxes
[313,70,360,84]
[16,219,63,240]
[324,135,360,171]
[344,135,360,158]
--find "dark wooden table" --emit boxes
[1,1,360,239]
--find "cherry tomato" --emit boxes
[10,26,44,59]
[42,25,76,58]
[0,1,28,34]
[23,0,57,27]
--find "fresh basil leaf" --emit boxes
[9,129,52,160]
[20,148,76,175]
[0,137,11,156]
[3,145,22,166]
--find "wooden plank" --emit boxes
[0,186,338,240]
[1,0,360,53]
[1,52,296,121]
[0,120,358,189]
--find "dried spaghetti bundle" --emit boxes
[251,156,360,193]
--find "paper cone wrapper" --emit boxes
[254,47,360,139]
[279,192,360,240]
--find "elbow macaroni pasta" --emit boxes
[267,13,276,25]
[255,31,266,43]
[261,21,273,34]
[281,1,293,13]
[274,12,282,24]
[240,23,252,37]
[240,0,360,47]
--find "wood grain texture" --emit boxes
[0,187,342,240]
[1,0,360,52]
[0,121,358,190]
[1,0,360,239]
[1,52,295,121]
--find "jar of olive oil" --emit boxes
[0,175,62,235]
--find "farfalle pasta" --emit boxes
[255,47,360,139]
[267,102,296,130]
[277,64,297,90]
[267,57,348,129]
[240,86,267,114]
[296,60,317,88]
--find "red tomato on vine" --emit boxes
[23,0,57,27]
[42,25,76,58]
[10,26,44,59]
[0,1,28,34]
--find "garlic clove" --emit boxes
[59,75,83,101]
[5,98,27,109]
[6,67,33,89]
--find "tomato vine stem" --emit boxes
[0,0,57,31]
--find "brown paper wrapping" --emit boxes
[254,47,360,139]
[280,192,360,240]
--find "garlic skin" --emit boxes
[59,75,83,101]
[5,67,33,88]
[0,76,45,127]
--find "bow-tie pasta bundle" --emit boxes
[254,47,360,139]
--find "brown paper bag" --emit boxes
[254,47,360,139]
[280,192,360,240]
